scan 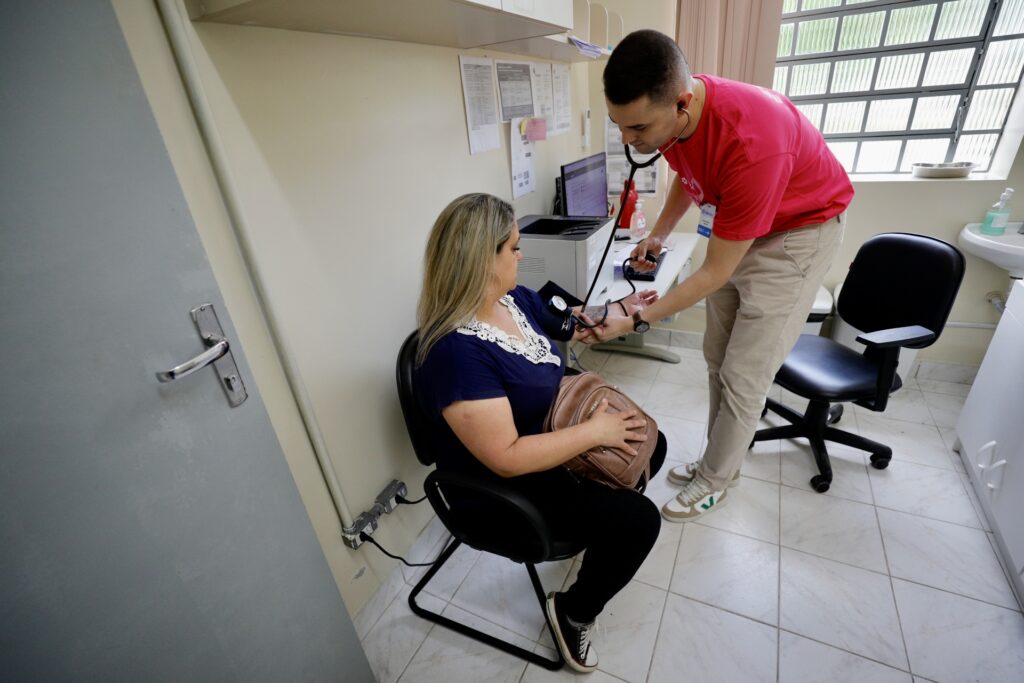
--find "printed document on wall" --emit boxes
[510,117,535,199]
[459,56,500,154]
[605,118,659,195]
[551,63,571,136]
[496,60,535,122]
[530,63,554,133]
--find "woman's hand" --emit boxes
[618,289,659,316]
[628,237,665,272]
[586,398,648,456]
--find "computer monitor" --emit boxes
[560,152,608,218]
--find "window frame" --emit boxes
[774,0,1024,176]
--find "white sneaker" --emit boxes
[661,478,728,523]
[667,460,740,488]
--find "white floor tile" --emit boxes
[634,519,683,591]
[653,414,707,466]
[417,542,481,603]
[922,392,966,429]
[655,354,709,388]
[450,553,572,642]
[779,631,912,683]
[868,460,981,528]
[671,523,779,625]
[355,565,407,640]
[743,438,782,484]
[573,347,612,373]
[400,515,450,585]
[957,470,991,532]
[915,378,971,397]
[648,593,777,683]
[695,476,781,544]
[780,548,907,670]
[781,487,887,573]
[399,603,531,683]
[643,381,710,424]
[854,388,933,425]
[600,372,654,408]
[893,578,1024,683]
[856,414,951,470]
[363,585,445,683]
[601,351,662,381]
[578,580,665,683]
[780,440,873,504]
[877,508,1017,609]
[522,644,626,683]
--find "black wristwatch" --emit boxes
[632,310,650,333]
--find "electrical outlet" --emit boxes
[375,479,408,514]
[342,510,379,549]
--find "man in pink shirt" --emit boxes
[595,29,852,522]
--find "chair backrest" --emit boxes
[396,331,436,466]
[838,232,965,349]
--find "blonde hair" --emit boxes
[416,193,515,365]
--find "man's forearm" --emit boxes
[636,267,721,322]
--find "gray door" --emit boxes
[0,1,373,680]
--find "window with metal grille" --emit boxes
[774,0,1024,174]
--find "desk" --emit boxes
[591,233,699,364]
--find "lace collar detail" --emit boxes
[457,293,561,367]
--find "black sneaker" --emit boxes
[545,592,598,673]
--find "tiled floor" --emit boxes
[357,343,1024,683]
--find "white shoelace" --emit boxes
[678,478,712,505]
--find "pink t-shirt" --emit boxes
[661,74,853,241]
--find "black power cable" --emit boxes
[359,532,454,568]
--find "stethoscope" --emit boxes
[575,144,670,327]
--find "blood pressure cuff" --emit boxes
[536,281,583,342]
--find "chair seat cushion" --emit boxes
[775,335,879,401]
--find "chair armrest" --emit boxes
[425,469,553,563]
[856,325,935,349]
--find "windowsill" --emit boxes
[849,171,1007,183]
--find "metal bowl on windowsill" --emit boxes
[910,161,977,178]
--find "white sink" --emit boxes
[959,222,1024,277]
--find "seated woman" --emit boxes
[414,193,666,673]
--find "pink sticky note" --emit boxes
[525,117,547,141]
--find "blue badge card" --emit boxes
[697,203,716,238]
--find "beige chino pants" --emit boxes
[696,214,845,491]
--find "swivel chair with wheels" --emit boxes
[395,331,582,671]
[753,232,965,493]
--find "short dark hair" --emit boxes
[603,29,692,106]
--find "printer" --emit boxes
[516,215,618,303]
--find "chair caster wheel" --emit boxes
[810,475,831,493]
[870,453,891,469]
[827,404,843,425]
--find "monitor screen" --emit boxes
[560,152,608,217]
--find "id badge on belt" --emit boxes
[697,203,716,238]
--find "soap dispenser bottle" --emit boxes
[981,188,1014,235]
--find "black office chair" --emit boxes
[395,331,582,671]
[753,232,965,493]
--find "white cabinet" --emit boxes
[957,280,1024,600]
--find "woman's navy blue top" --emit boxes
[414,286,566,477]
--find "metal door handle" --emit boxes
[156,338,229,382]
[154,304,247,407]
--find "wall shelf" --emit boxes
[185,0,572,49]
[186,0,622,63]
